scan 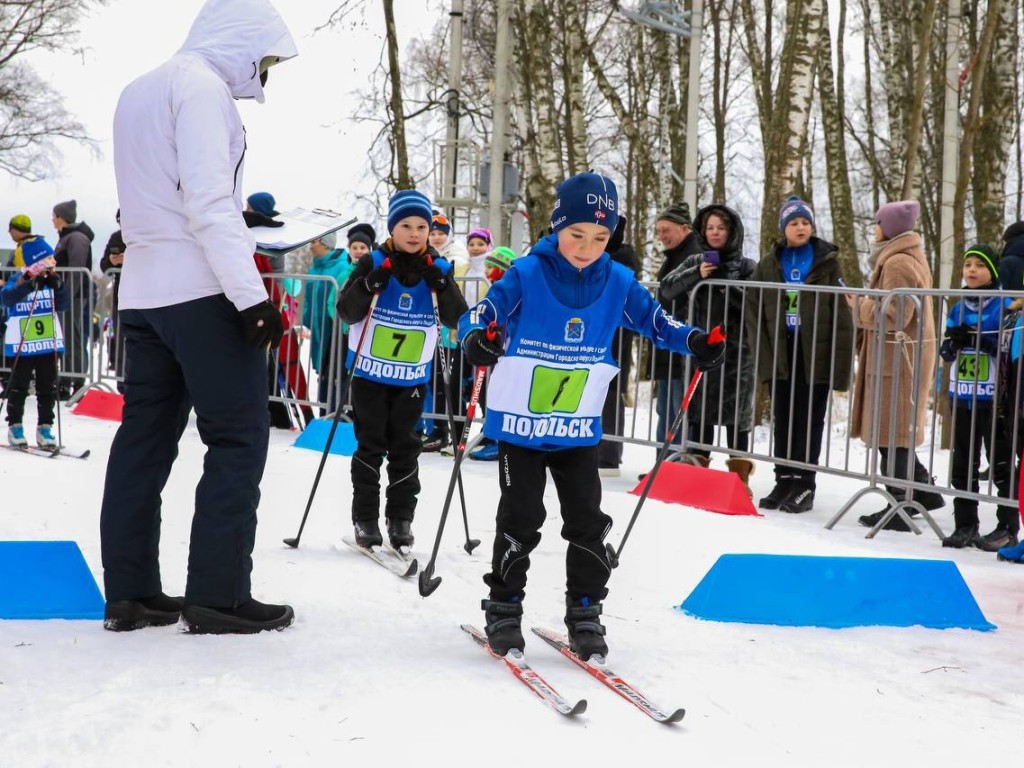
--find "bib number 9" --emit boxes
[370,326,426,363]
[20,315,55,342]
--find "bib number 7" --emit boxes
[370,326,426,363]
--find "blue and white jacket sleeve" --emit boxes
[621,280,702,355]
[458,267,525,349]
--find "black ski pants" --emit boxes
[771,337,829,489]
[350,376,425,522]
[949,405,1019,531]
[100,295,270,607]
[485,442,613,604]
[5,354,58,426]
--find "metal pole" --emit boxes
[487,0,513,244]
[938,0,961,290]
[443,0,465,218]
[682,0,703,212]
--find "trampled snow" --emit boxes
[1,402,1021,767]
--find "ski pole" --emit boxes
[419,322,499,597]
[428,265,480,554]
[606,325,726,568]
[283,263,388,548]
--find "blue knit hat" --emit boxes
[550,172,619,234]
[247,192,278,217]
[21,236,55,266]
[388,189,433,232]
[779,195,814,233]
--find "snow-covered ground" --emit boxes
[1,400,1021,767]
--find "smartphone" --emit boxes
[703,250,720,266]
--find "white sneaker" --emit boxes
[36,425,57,449]
[598,466,621,478]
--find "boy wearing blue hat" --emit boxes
[338,189,468,551]
[458,171,725,660]
[2,237,68,448]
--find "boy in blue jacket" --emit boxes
[2,237,68,448]
[459,172,725,660]
[338,191,468,551]
[939,244,1019,551]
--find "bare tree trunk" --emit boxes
[818,0,858,283]
[561,0,589,175]
[709,0,730,202]
[953,0,1002,276]
[900,0,939,198]
[383,0,410,188]
[973,0,1018,244]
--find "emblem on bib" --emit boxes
[565,317,584,343]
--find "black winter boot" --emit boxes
[976,523,1020,552]
[354,519,383,548]
[780,486,815,514]
[387,518,414,549]
[942,525,980,549]
[181,599,295,634]
[482,598,525,656]
[759,475,794,510]
[858,507,917,532]
[104,592,184,632]
[565,598,608,661]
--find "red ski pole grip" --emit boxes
[708,325,726,344]
[485,322,499,341]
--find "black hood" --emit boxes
[693,204,744,259]
[61,221,96,242]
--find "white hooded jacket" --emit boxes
[113,0,297,311]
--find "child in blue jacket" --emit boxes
[458,172,724,660]
[939,244,1019,551]
[2,237,69,448]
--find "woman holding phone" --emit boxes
[659,205,757,494]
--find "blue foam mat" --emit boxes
[679,554,996,631]
[0,541,105,620]
[292,418,358,456]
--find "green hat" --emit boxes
[964,243,1000,283]
[486,246,517,271]
[8,214,31,233]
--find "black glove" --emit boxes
[364,265,392,294]
[423,263,447,292]
[39,272,62,290]
[463,328,504,367]
[242,210,284,229]
[239,300,284,350]
[688,328,726,371]
[947,325,975,353]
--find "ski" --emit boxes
[5,445,90,460]
[461,624,587,717]
[531,626,685,724]
[341,536,418,578]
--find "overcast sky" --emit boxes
[1,0,441,259]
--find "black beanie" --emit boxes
[53,199,77,224]
[347,222,376,246]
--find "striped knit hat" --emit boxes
[964,243,1000,283]
[387,189,433,232]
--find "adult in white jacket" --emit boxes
[100,0,297,635]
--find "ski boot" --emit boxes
[353,519,383,549]
[482,598,525,656]
[387,518,414,549]
[565,597,608,661]
[7,424,27,447]
[36,424,57,449]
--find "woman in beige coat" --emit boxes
[849,200,945,530]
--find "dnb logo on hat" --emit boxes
[565,317,585,343]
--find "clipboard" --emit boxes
[252,207,357,257]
